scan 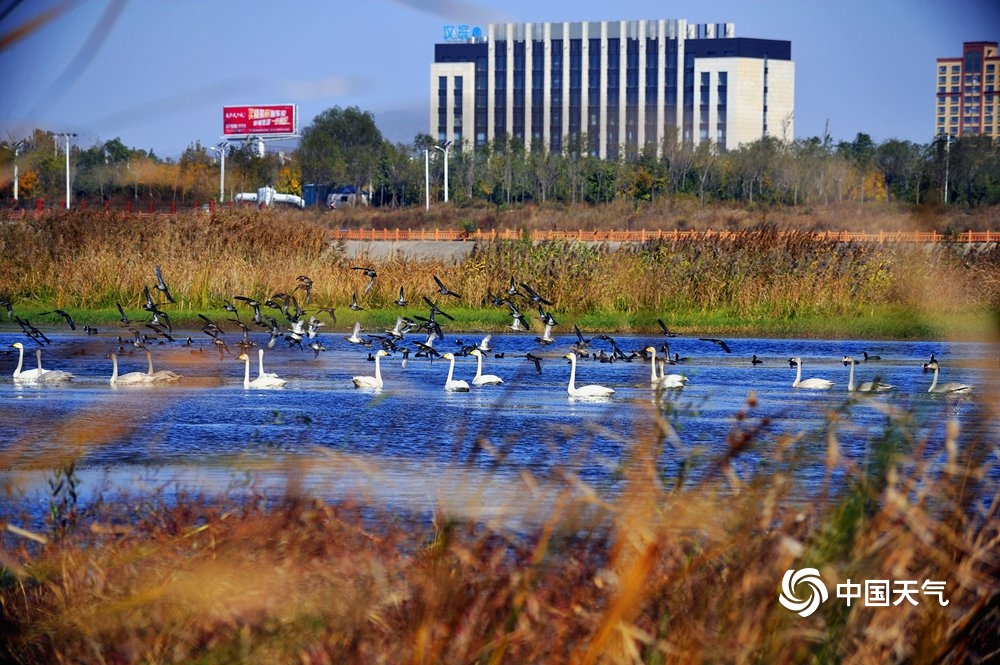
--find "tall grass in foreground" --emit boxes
[1,391,997,663]
[0,210,997,337]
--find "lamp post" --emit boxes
[424,149,430,210]
[57,132,77,209]
[433,140,453,203]
[943,133,953,205]
[13,140,25,202]
[210,141,227,203]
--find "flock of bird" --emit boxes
[3,265,978,397]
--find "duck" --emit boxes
[238,352,287,389]
[469,349,503,386]
[108,352,156,386]
[925,361,973,394]
[751,354,764,365]
[862,351,882,362]
[442,352,470,392]
[843,356,893,393]
[12,343,74,384]
[922,354,938,371]
[789,357,833,390]
[564,352,615,398]
[352,349,387,389]
[144,350,183,383]
[645,346,687,389]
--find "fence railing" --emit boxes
[328,227,999,244]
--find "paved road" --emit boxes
[338,240,479,262]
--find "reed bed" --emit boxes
[1,209,997,338]
[1,391,997,663]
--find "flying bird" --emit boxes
[293,275,314,304]
[352,266,378,294]
[153,264,176,303]
[350,292,366,311]
[657,318,678,337]
[38,309,76,330]
[699,337,732,353]
[433,275,461,298]
[394,285,407,307]
[520,282,552,306]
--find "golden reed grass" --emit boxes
[0,208,997,331]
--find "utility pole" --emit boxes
[211,141,227,203]
[13,140,25,202]
[57,133,77,209]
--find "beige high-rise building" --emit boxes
[430,19,794,158]
[935,41,999,139]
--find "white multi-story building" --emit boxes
[430,19,795,157]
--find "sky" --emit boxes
[1,0,998,159]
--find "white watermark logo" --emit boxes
[779,568,829,617]
[779,570,950,616]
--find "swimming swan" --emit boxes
[11,342,74,384]
[645,346,687,389]
[469,349,503,386]
[926,362,973,394]
[442,352,470,392]
[843,356,893,393]
[789,357,833,390]
[352,349,386,389]
[144,350,183,383]
[108,352,156,386]
[238,352,287,389]
[564,352,615,398]
[11,342,46,382]
[256,348,279,381]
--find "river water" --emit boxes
[1,329,996,526]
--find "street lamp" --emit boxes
[57,132,77,209]
[424,149,430,210]
[943,132,953,205]
[210,141,227,203]
[433,140,453,203]
[13,140,25,202]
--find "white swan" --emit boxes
[442,352,470,392]
[469,349,503,386]
[790,357,833,390]
[843,356,893,393]
[926,362,973,394]
[12,342,74,384]
[352,349,386,389]
[564,352,615,398]
[11,342,46,382]
[645,346,687,389]
[144,350,183,383]
[256,348,279,381]
[238,352,287,389]
[108,352,156,386]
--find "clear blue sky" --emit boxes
[1,0,997,158]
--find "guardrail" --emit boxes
[329,227,999,244]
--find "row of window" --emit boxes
[938,63,997,74]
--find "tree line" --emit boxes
[3,106,999,209]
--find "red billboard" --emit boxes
[222,104,298,137]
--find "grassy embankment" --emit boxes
[1,203,998,340]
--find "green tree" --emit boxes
[298,106,384,203]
